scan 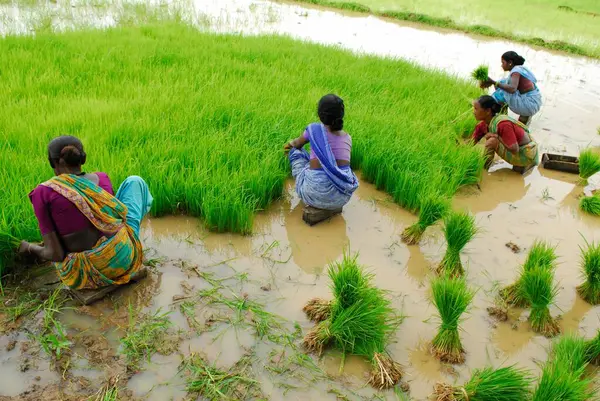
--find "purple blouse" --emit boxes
[29,173,114,236]
[303,130,352,161]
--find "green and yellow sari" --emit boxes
[41,175,144,290]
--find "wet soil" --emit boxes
[1,0,600,400]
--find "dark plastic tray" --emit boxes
[541,153,579,174]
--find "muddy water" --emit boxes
[131,171,598,400]
[1,0,600,399]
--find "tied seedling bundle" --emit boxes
[432,365,533,401]
[579,193,600,216]
[438,211,477,276]
[303,252,371,323]
[472,65,489,84]
[430,275,474,364]
[577,239,600,304]
[585,330,600,364]
[533,334,596,401]
[500,240,557,307]
[401,193,450,245]
[579,149,600,185]
[302,254,404,390]
[521,266,560,337]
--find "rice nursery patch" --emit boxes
[521,266,561,337]
[437,211,478,276]
[580,193,600,216]
[302,253,404,389]
[432,365,533,401]
[579,149,600,185]
[430,275,474,364]
[0,21,483,275]
[577,239,600,305]
[500,240,557,307]
[401,193,450,245]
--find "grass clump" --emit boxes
[432,365,533,400]
[401,194,450,245]
[500,240,557,307]
[471,65,489,83]
[585,330,600,364]
[120,307,172,371]
[302,253,404,389]
[521,266,560,337]
[438,211,477,276]
[577,239,600,304]
[579,193,600,216]
[430,275,474,364]
[579,149,600,185]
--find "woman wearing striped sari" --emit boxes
[18,136,152,290]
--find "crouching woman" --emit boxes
[284,94,359,210]
[472,95,539,173]
[19,136,153,290]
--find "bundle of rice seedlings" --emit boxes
[577,240,600,304]
[438,211,477,276]
[521,266,560,337]
[0,232,20,253]
[432,365,533,401]
[532,362,594,401]
[579,149,600,185]
[302,288,403,389]
[579,193,600,216]
[584,330,600,364]
[500,240,557,307]
[533,335,595,401]
[471,65,489,83]
[430,275,474,363]
[401,194,450,245]
[303,252,372,323]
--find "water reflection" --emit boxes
[284,203,348,274]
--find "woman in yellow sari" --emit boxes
[18,136,152,290]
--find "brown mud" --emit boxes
[2,166,599,400]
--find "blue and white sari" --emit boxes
[492,66,542,117]
[289,123,359,210]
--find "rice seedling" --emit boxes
[500,240,557,307]
[93,377,121,401]
[183,353,263,401]
[532,362,594,401]
[401,193,450,245]
[438,211,478,276]
[585,330,600,364]
[120,306,172,371]
[430,275,474,364]
[432,365,533,400]
[0,22,484,275]
[576,239,600,304]
[533,334,596,401]
[471,65,489,83]
[579,149,600,184]
[580,193,600,216]
[302,276,403,389]
[303,252,372,323]
[521,266,560,337]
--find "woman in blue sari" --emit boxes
[482,51,542,125]
[284,94,359,211]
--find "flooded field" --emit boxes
[1,0,600,400]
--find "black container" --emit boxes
[541,153,579,174]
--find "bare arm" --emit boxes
[19,232,65,263]
[492,73,520,94]
[283,133,309,152]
